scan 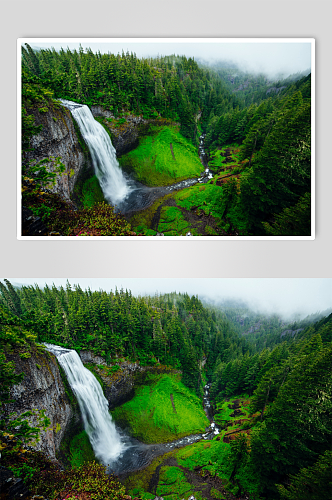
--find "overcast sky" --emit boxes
[4,278,331,320]
[25,38,312,79]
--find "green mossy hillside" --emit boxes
[119,126,202,186]
[156,466,199,500]
[213,396,251,427]
[208,149,226,169]
[81,175,106,207]
[155,206,193,236]
[69,430,96,468]
[111,374,209,443]
[174,184,222,218]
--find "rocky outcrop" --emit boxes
[4,350,73,459]
[79,350,145,409]
[79,350,179,410]
[24,102,93,202]
[79,350,108,366]
[91,107,145,157]
[280,328,304,338]
[21,206,49,236]
[0,466,29,500]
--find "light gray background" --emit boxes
[2,0,331,279]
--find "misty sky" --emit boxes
[5,278,331,320]
[26,38,312,79]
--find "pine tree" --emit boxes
[277,450,332,500]
[250,340,332,497]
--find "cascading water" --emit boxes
[60,100,132,208]
[44,344,126,465]
[45,342,220,474]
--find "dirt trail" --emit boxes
[170,393,177,413]
[170,143,176,161]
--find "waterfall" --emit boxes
[44,344,126,465]
[60,100,132,208]
[59,99,200,214]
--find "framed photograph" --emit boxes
[1,277,330,498]
[18,38,314,239]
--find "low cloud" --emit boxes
[30,40,312,80]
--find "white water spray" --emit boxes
[44,344,126,465]
[60,100,131,207]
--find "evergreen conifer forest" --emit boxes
[20,41,312,237]
[0,279,330,500]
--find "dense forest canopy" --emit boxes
[22,44,241,141]
[21,43,312,236]
[0,280,330,499]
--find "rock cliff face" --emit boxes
[91,107,145,157]
[25,102,93,202]
[79,350,145,409]
[5,350,73,459]
[4,348,146,459]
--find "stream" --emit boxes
[197,134,213,184]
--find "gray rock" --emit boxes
[79,351,145,409]
[4,351,72,459]
[24,103,93,202]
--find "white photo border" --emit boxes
[17,37,315,241]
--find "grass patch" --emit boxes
[81,175,106,207]
[157,466,193,500]
[157,206,190,235]
[213,395,251,427]
[111,374,209,443]
[205,225,219,236]
[210,487,226,499]
[174,184,223,219]
[124,438,234,500]
[129,183,223,236]
[124,452,174,499]
[208,149,226,169]
[125,440,232,500]
[118,126,202,186]
[175,438,229,476]
[129,192,174,235]
[69,431,96,467]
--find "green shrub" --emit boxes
[49,202,135,236]
[81,176,106,208]
[30,461,126,500]
[69,431,95,467]
[30,203,55,222]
